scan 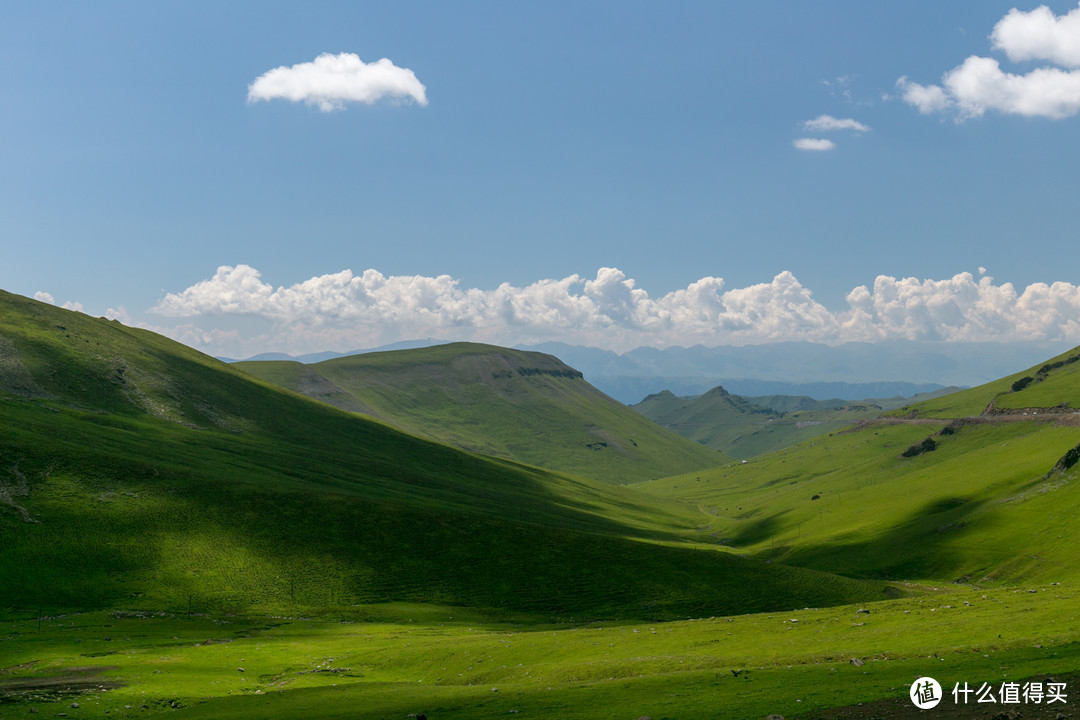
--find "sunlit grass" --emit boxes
[2,584,1077,719]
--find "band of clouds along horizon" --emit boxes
[112,5,1080,355]
[59,264,1077,357]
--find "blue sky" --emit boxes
[4,1,1080,357]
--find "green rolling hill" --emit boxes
[0,290,877,621]
[897,343,1080,418]
[235,343,727,483]
[4,289,1080,719]
[639,349,1080,586]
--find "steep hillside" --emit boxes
[634,386,882,459]
[237,343,727,483]
[899,344,1080,418]
[0,290,878,619]
[640,344,1080,587]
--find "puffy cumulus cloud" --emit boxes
[153,265,276,316]
[104,306,132,324]
[248,52,427,112]
[151,266,1080,357]
[803,115,870,133]
[992,3,1080,67]
[945,57,1080,119]
[896,77,951,114]
[793,138,836,151]
[718,271,837,336]
[151,265,803,352]
[839,273,1080,342]
[33,290,83,312]
[900,4,1080,120]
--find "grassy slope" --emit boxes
[641,415,1080,586]
[3,584,1078,719]
[236,343,727,484]
[899,344,1080,418]
[633,386,883,459]
[637,345,1080,586]
[0,291,879,620]
[5,297,1079,718]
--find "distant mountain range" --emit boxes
[631,385,957,459]
[224,338,1071,405]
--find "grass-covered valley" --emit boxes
[2,289,1080,719]
[0,291,855,619]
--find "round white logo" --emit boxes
[910,676,942,709]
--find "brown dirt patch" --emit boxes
[0,665,122,703]
[801,672,1078,720]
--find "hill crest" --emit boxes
[0,290,876,620]
[238,342,727,483]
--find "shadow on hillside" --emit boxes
[771,496,989,581]
[0,397,886,622]
[729,510,790,547]
[0,297,894,620]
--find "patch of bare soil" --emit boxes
[800,673,1078,720]
[0,665,122,704]
[0,465,40,523]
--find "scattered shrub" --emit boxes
[1011,376,1034,392]
[901,437,936,458]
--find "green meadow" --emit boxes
[3,289,1080,718]
[3,585,1078,719]
[642,418,1080,584]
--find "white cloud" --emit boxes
[948,56,1080,119]
[991,3,1080,67]
[33,290,82,312]
[793,138,836,151]
[901,4,1080,120]
[248,52,428,112]
[839,273,1080,342]
[104,306,133,324]
[896,76,951,114]
[149,266,1080,357]
[803,114,870,133]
